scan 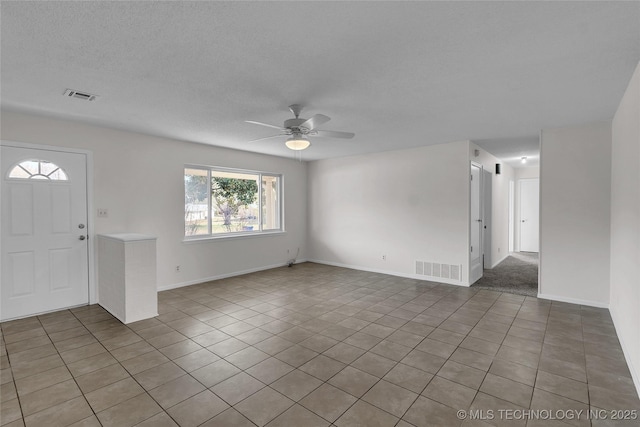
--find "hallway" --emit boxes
[472,252,538,297]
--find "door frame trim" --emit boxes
[1,140,96,307]
[482,168,492,269]
[518,177,539,253]
[469,161,484,285]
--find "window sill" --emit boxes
[182,230,286,243]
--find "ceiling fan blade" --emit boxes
[300,114,331,131]
[245,120,285,131]
[314,130,355,139]
[248,134,284,143]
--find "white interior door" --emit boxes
[509,180,514,253]
[519,178,539,252]
[1,145,89,320]
[470,163,483,284]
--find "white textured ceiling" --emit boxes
[1,1,638,162]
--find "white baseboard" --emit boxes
[157,259,308,292]
[490,253,509,269]
[609,307,640,399]
[96,303,158,325]
[536,292,609,309]
[307,259,470,287]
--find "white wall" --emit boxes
[1,110,308,291]
[515,166,539,180]
[539,122,612,306]
[308,140,472,285]
[469,143,515,267]
[514,166,540,252]
[610,62,640,397]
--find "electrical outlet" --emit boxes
[175,265,180,272]
[97,208,108,218]
[382,255,386,261]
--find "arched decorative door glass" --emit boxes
[8,159,69,180]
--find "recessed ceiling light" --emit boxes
[521,157,528,164]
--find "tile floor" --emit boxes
[1,262,639,427]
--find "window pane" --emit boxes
[20,160,39,175]
[262,175,280,230]
[8,166,30,179]
[185,168,209,236]
[49,169,68,180]
[40,161,58,176]
[8,160,69,181]
[211,171,259,234]
[184,166,282,238]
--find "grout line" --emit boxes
[0,264,632,427]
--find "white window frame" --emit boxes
[184,165,284,240]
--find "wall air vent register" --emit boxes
[416,260,462,282]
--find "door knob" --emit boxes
[78,224,85,229]
[79,235,86,240]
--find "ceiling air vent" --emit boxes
[63,89,99,101]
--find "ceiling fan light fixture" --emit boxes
[285,136,311,151]
[246,105,354,151]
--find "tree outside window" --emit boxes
[184,166,281,237]
[211,176,258,232]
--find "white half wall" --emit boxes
[308,140,471,285]
[470,143,515,268]
[610,62,640,397]
[1,110,308,291]
[539,122,612,307]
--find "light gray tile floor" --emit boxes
[1,262,639,426]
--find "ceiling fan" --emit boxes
[246,104,355,151]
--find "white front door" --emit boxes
[470,163,483,284]
[1,145,89,320]
[519,178,539,252]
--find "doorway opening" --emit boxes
[471,137,540,297]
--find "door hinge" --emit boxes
[470,246,473,252]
